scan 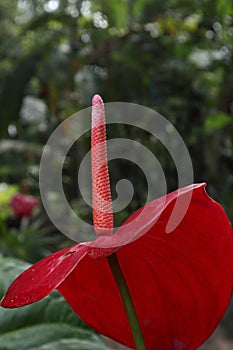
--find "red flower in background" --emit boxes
[1,95,233,350]
[10,193,39,218]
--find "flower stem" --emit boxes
[107,253,146,350]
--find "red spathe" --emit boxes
[1,183,233,350]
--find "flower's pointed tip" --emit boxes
[92,94,103,106]
[0,292,18,308]
[0,296,13,308]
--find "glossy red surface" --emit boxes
[2,184,233,350]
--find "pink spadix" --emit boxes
[91,94,114,236]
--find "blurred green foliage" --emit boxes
[0,0,232,222]
[0,184,18,219]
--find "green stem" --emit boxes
[107,253,146,350]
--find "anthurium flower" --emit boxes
[10,193,39,218]
[1,95,233,350]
